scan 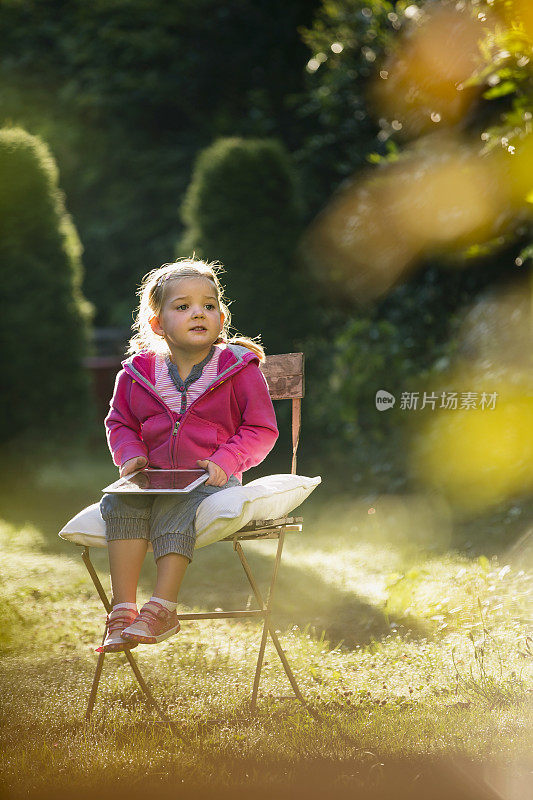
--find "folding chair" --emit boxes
[79,352,313,723]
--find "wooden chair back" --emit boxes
[259,353,304,475]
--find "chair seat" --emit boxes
[225,516,303,541]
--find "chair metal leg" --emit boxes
[82,547,112,613]
[251,621,270,710]
[85,651,106,720]
[250,532,284,708]
[235,534,313,714]
[81,547,171,724]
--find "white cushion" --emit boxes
[59,501,110,549]
[194,473,321,547]
[58,474,321,550]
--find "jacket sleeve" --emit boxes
[104,369,149,468]
[208,363,279,479]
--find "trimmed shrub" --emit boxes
[0,127,93,445]
[178,137,311,354]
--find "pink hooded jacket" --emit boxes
[104,344,279,483]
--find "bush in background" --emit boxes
[0,127,93,445]
[178,136,313,354]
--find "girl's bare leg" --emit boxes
[108,539,149,604]
[153,554,189,604]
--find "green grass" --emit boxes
[0,448,532,799]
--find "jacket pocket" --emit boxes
[140,413,171,465]
[178,413,219,467]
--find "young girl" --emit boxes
[99,259,278,653]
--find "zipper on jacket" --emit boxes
[171,372,240,465]
[169,352,255,464]
[170,356,247,421]
[125,362,176,465]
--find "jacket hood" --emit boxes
[121,344,260,390]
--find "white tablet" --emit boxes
[103,469,209,494]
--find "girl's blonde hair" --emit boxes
[127,258,265,361]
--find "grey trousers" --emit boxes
[100,475,241,562]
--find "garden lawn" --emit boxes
[0,452,532,799]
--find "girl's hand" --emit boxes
[197,459,228,487]
[120,456,148,478]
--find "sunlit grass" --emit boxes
[0,450,532,797]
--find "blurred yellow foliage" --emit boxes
[411,274,532,513]
[412,389,533,512]
[302,133,527,302]
[371,6,484,136]
[499,0,533,39]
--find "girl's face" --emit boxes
[150,276,225,354]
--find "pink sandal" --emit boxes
[121,601,181,645]
[96,607,139,653]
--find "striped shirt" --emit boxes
[154,345,223,413]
